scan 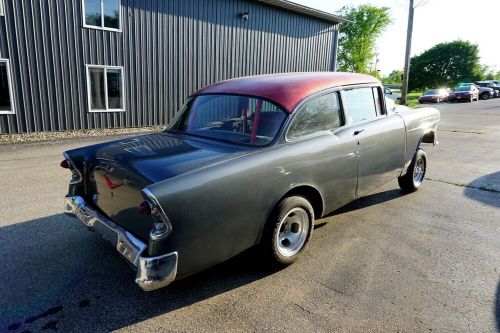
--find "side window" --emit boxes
[287,92,341,140]
[343,88,378,124]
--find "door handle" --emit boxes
[353,129,365,136]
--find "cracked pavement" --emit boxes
[0,99,499,332]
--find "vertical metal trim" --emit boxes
[331,24,339,72]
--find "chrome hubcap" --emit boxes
[413,157,425,184]
[276,208,309,257]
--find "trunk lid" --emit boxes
[67,132,248,240]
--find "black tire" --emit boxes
[398,149,427,193]
[480,92,489,100]
[261,196,314,266]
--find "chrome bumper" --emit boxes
[64,196,177,291]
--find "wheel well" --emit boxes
[281,186,324,219]
[421,130,435,144]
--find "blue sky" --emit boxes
[293,0,500,75]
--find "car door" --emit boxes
[286,91,358,212]
[341,86,406,196]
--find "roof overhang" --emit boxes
[255,0,351,24]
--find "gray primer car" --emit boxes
[63,72,440,291]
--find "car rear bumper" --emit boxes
[64,196,178,291]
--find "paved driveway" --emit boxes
[0,100,499,332]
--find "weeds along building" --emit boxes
[0,0,346,134]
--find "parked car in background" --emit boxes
[475,81,500,98]
[449,85,480,102]
[418,89,449,103]
[63,72,440,291]
[458,83,493,100]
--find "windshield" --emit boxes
[424,90,439,95]
[455,86,470,92]
[168,95,287,146]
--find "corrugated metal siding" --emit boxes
[0,0,338,134]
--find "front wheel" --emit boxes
[261,196,314,266]
[398,149,427,193]
[480,92,489,100]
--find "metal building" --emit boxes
[0,0,346,134]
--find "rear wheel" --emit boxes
[261,196,314,266]
[480,92,489,100]
[398,149,426,193]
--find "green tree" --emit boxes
[409,40,483,90]
[336,5,391,73]
[382,69,404,85]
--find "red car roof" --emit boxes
[194,72,379,113]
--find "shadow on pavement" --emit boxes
[496,281,500,333]
[464,171,500,208]
[0,188,414,332]
[326,188,406,218]
[0,214,273,332]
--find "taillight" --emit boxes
[141,189,173,241]
[138,201,152,215]
[60,159,70,169]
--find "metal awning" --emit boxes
[256,0,351,24]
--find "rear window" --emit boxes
[168,95,287,146]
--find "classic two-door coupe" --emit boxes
[63,72,440,291]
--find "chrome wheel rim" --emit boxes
[276,207,309,257]
[413,156,425,184]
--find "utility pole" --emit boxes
[401,0,414,105]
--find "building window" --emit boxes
[82,0,121,31]
[86,65,125,112]
[0,59,15,114]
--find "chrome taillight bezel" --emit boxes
[63,152,83,185]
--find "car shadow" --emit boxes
[463,171,500,208]
[0,214,274,332]
[0,188,408,332]
[323,188,406,219]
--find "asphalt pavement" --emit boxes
[0,99,499,333]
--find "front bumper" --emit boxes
[64,196,177,291]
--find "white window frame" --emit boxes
[82,0,122,32]
[0,59,16,115]
[86,65,125,113]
